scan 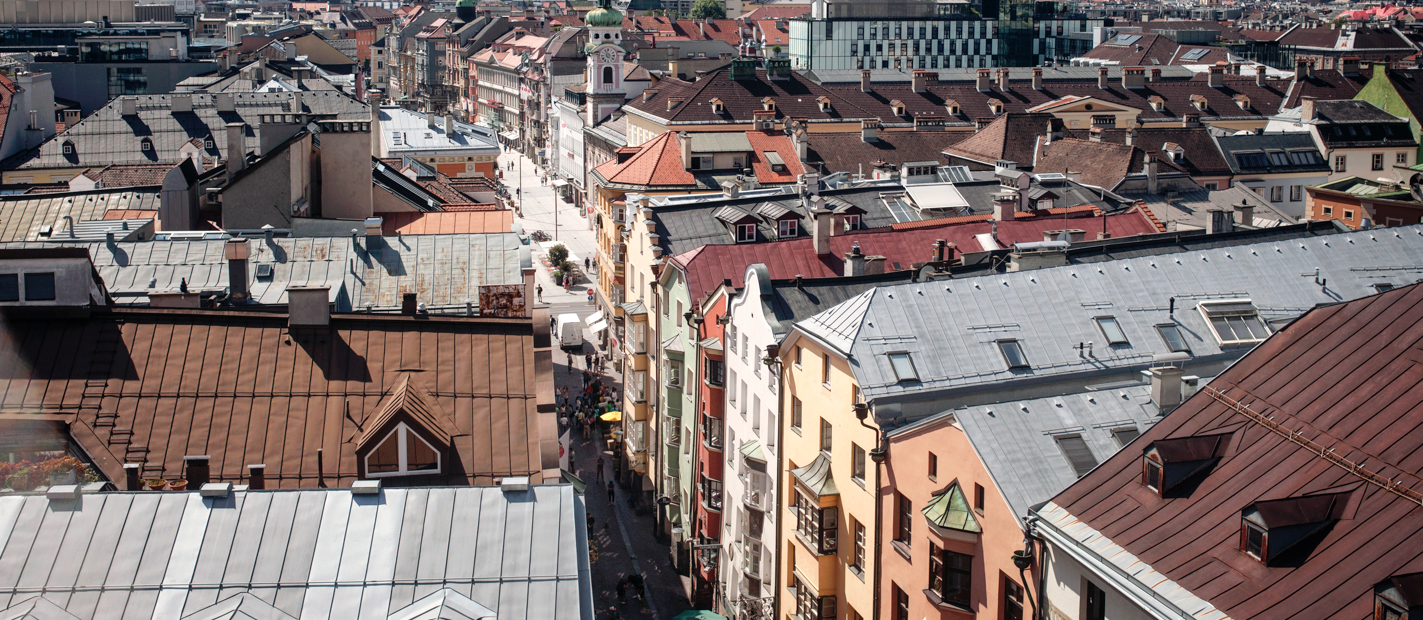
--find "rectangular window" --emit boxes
[1345,209,1355,220]
[852,443,866,482]
[1095,317,1128,345]
[795,346,802,366]
[1399,152,1409,164]
[973,483,985,511]
[887,352,918,381]
[822,353,831,385]
[851,519,866,573]
[23,273,55,301]
[1055,434,1099,477]
[1270,185,1283,202]
[928,452,938,480]
[1005,579,1025,620]
[675,301,682,325]
[742,335,748,362]
[753,346,762,377]
[820,418,833,452]
[736,223,756,242]
[728,369,737,405]
[0,274,17,301]
[895,493,912,543]
[792,396,802,430]
[1200,300,1271,345]
[929,543,973,608]
[1290,185,1302,201]
[1335,155,1347,172]
[998,340,1029,369]
[895,586,910,620]
[1085,581,1107,620]
[1156,324,1190,352]
[794,491,838,554]
[1144,457,1163,491]
[705,358,724,386]
[1112,427,1140,446]
[1373,153,1385,171]
[778,219,798,238]
[858,25,865,38]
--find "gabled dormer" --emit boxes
[1190,94,1209,111]
[753,201,801,239]
[944,100,961,116]
[817,96,832,113]
[713,205,759,243]
[1148,95,1165,112]
[889,99,906,117]
[1240,490,1356,566]
[354,374,455,479]
[710,97,726,114]
[140,137,156,160]
[761,97,776,112]
[1141,431,1234,497]
[61,139,78,164]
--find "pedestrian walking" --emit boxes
[595,456,604,481]
[536,283,543,302]
[615,578,627,604]
[585,353,593,370]
[569,353,576,373]
[585,257,591,271]
[606,480,614,503]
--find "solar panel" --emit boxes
[1180,48,1210,61]
[937,165,974,183]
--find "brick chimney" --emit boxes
[912,69,929,93]
[860,69,872,92]
[861,119,878,142]
[1122,66,1145,89]
[1301,96,1317,122]
[993,191,1018,221]
[1340,56,1360,76]
[1032,67,1043,90]
[997,68,1010,91]
[1295,58,1311,80]
[1150,67,1162,82]
[1182,113,1201,128]
[679,131,692,168]
[1256,67,1266,87]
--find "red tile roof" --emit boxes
[942,113,1056,166]
[380,210,514,234]
[1049,282,1423,620]
[674,209,1159,301]
[745,129,805,183]
[593,130,695,187]
[1034,138,1146,190]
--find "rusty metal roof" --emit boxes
[0,308,551,489]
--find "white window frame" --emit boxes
[1095,316,1128,345]
[778,219,799,238]
[736,223,757,243]
[364,422,442,477]
[1198,299,1271,346]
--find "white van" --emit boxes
[556,313,583,350]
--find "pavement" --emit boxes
[498,149,694,620]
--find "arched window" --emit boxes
[602,66,614,87]
[365,422,441,476]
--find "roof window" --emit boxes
[1199,300,1270,346]
[1096,316,1128,345]
[1142,432,1232,496]
[1054,433,1098,477]
[365,422,441,477]
[1156,324,1190,353]
[817,96,832,112]
[997,340,1029,369]
[710,97,725,114]
[1111,427,1140,447]
[1240,491,1353,565]
[1374,573,1423,620]
[887,352,918,382]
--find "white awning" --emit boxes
[587,310,604,325]
[551,178,568,187]
[589,320,609,334]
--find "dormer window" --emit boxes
[778,219,798,238]
[890,99,906,116]
[762,97,776,112]
[140,138,153,152]
[1234,94,1251,110]
[710,98,725,114]
[1240,491,1352,565]
[944,100,961,116]
[817,96,832,112]
[1199,300,1270,346]
[997,339,1028,369]
[62,142,74,155]
[1375,573,1423,620]
[736,223,756,242]
[1149,96,1165,112]
[354,375,452,479]
[365,422,441,476]
[204,137,215,149]
[988,100,1003,115]
[1190,94,1208,111]
[764,150,786,173]
[1141,432,1232,496]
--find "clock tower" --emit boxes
[584,0,626,125]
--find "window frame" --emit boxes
[997,339,1029,369]
[928,542,973,609]
[1335,154,1347,172]
[851,443,866,483]
[887,351,919,381]
[1143,456,1163,492]
[791,396,803,430]
[895,493,912,544]
[778,218,799,238]
[1241,519,1267,560]
[0,274,17,301]
[1372,152,1384,171]
[1199,300,1271,346]
[22,272,55,301]
[1085,581,1107,620]
[736,223,757,243]
[1095,316,1129,345]
[1156,323,1191,353]
[820,418,833,453]
[822,353,832,385]
[363,422,442,478]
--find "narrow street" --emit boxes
[498,148,693,620]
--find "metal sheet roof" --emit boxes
[0,189,162,242]
[0,486,593,620]
[689,132,753,153]
[797,224,1423,407]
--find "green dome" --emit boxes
[585,6,624,28]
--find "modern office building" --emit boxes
[788,0,1104,71]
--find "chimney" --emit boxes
[225,238,250,302]
[1150,67,1162,82]
[1125,127,1137,146]
[184,455,211,487]
[124,463,142,491]
[402,292,417,315]
[931,238,950,262]
[1149,363,1184,410]
[427,112,437,130]
[1122,66,1145,89]
[225,122,247,183]
[1098,67,1109,89]
[844,243,866,276]
[121,96,137,117]
[284,91,300,114]
[860,69,872,92]
[216,93,235,112]
[444,114,455,136]
[912,69,928,93]
[1231,62,1243,76]
[993,191,1017,221]
[288,285,332,327]
[1208,64,1225,88]
[1234,200,1254,226]
[678,131,692,169]
[1146,152,1159,194]
[1089,126,1103,142]
[668,59,679,78]
[1206,208,1234,234]
[171,94,193,113]
[1294,58,1311,81]
[1301,96,1316,122]
[370,92,383,158]
[976,68,992,92]
[1255,67,1265,87]
[1340,56,1360,76]
[1182,113,1200,128]
[247,464,265,490]
[1032,67,1043,90]
[812,199,832,255]
[861,119,878,142]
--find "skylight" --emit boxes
[998,340,1029,369]
[1156,324,1191,353]
[1055,434,1098,477]
[1199,300,1271,346]
[888,352,918,382]
[1180,48,1209,61]
[1096,317,1129,345]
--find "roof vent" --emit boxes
[199,482,233,498]
[46,484,81,501]
[501,476,530,492]
[352,480,382,494]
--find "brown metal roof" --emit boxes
[1050,282,1423,619]
[0,308,551,489]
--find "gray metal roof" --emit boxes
[950,384,1161,520]
[0,233,526,312]
[651,186,901,255]
[1126,186,1297,232]
[797,224,1423,409]
[0,485,593,620]
[0,189,162,242]
[689,132,753,153]
[14,91,370,170]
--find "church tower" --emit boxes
[584,0,626,125]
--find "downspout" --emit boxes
[1014,515,1046,620]
[770,337,788,618]
[688,310,706,604]
[857,403,887,620]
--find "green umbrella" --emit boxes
[671,612,728,620]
